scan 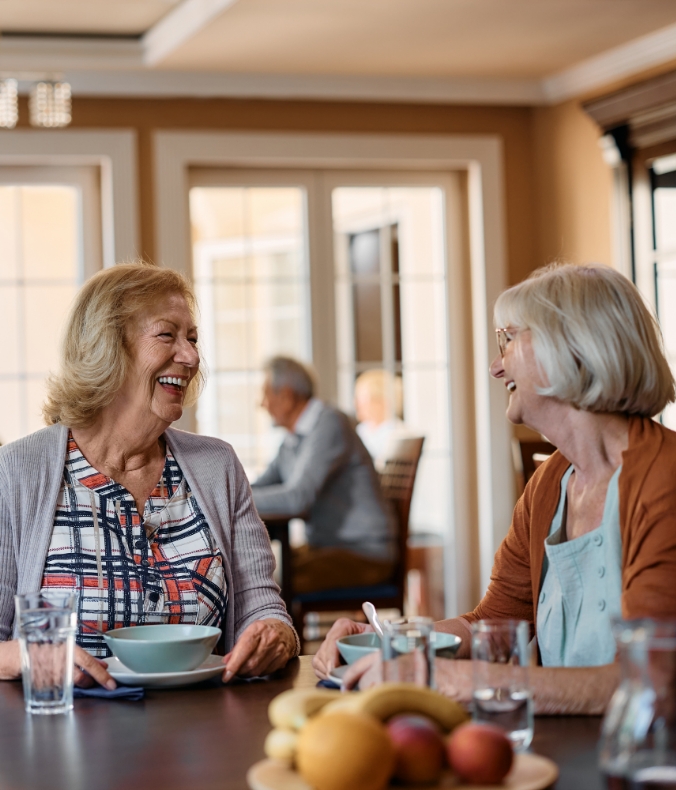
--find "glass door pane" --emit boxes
[651,161,676,429]
[0,169,100,444]
[332,186,450,538]
[190,184,311,477]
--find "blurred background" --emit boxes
[3,0,676,636]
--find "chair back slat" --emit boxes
[378,436,425,593]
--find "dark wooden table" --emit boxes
[0,656,604,790]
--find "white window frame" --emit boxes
[0,130,139,266]
[154,130,512,616]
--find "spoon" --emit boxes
[362,601,385,640]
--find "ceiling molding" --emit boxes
[542,20,676,103]
[142,0,241,66]
[5,23,676,107]
[0,35,143,73]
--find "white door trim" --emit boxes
[154,130,513,611]
[0,130,139,266]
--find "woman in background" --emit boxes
[355,369,409,470]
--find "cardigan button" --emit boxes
[598,599,606,611]
[598,566,606,578]
[593,533,603,546]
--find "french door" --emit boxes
[0,166,102,443]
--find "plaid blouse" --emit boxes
[40,433,227,657]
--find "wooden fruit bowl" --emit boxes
[247,752,559,790]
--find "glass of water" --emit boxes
[15,592,77,715]
[471,619,533,751]
[383,617,435,688]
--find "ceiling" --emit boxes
[2,0,676,104]
[157,0,676,79]
[0,0,179,36]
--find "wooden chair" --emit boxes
[291,436,425,648]
[519,439,556,485]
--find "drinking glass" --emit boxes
[599,619,676,790]
[15,592,77,715]
[471,619,534,751]
[382,617,435,688]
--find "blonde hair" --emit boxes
[355,369,403,419]
[43,261,205,428]
[494,262,675,417]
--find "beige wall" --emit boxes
[16,94,613,285]
[531,99,614,269]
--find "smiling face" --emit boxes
[123,293,200,427]
[489,328,549,427]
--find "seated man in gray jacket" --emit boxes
[251,356,396,594]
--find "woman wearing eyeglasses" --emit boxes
[313,262,676,714]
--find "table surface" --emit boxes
[0,656,604,790]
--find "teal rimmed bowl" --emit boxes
[337,631,462,665]
[103,624,221,674]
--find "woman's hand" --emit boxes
[342,652,382,690]
[222,619,297,682]
[434,658,473,705]
[312,618,373,679]
[0,640,116,689]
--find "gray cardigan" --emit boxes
[0,424,296,653]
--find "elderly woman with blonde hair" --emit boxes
[314,262,676,714]
[0,262,298,688]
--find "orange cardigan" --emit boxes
[464,416,676,628]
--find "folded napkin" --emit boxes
[74,685,145,701]
[316,678,341,689]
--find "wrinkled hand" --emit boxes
[222,619,297,682]
[343,652,382,690]
[434,658,473,705]
[312,618,372,679]
[0,639,116,689]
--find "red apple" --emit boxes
[446,723,514,785]
[386,714,446,784]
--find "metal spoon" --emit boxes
[362,601,385,640]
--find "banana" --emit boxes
[320,683,468,732]
[264,728,299,764]
[268,688,342,730]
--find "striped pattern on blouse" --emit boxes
[40,433,227,657]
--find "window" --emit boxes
[333,186,451,536]
[0,167,101,444]
[189,177,311,476]
[650,157,676,429]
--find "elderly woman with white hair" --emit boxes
[0,262,298,689]
[314,262,676,714]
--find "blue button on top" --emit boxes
[593,533,603,546]
[598,599,606,611]
[540,591,546,604]
[598,566,605,578]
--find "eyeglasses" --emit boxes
[495,327,513,357]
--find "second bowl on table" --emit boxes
[337,631,462,665]
[103,624,221,674]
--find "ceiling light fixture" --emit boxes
[0,79,18,129]
[29,81,72,128]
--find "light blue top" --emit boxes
[537,464,622,667]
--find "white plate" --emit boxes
[106,654,224,688]
[327,664,349,686]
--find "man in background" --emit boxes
[251,356,395,594]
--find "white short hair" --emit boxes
[494,263,675,417]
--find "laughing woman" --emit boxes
[0,262,298,688]
[314,263,676,714]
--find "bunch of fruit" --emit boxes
[264,683,514,790]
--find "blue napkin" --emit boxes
[74,685,145,701]
[316,678,340,689]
